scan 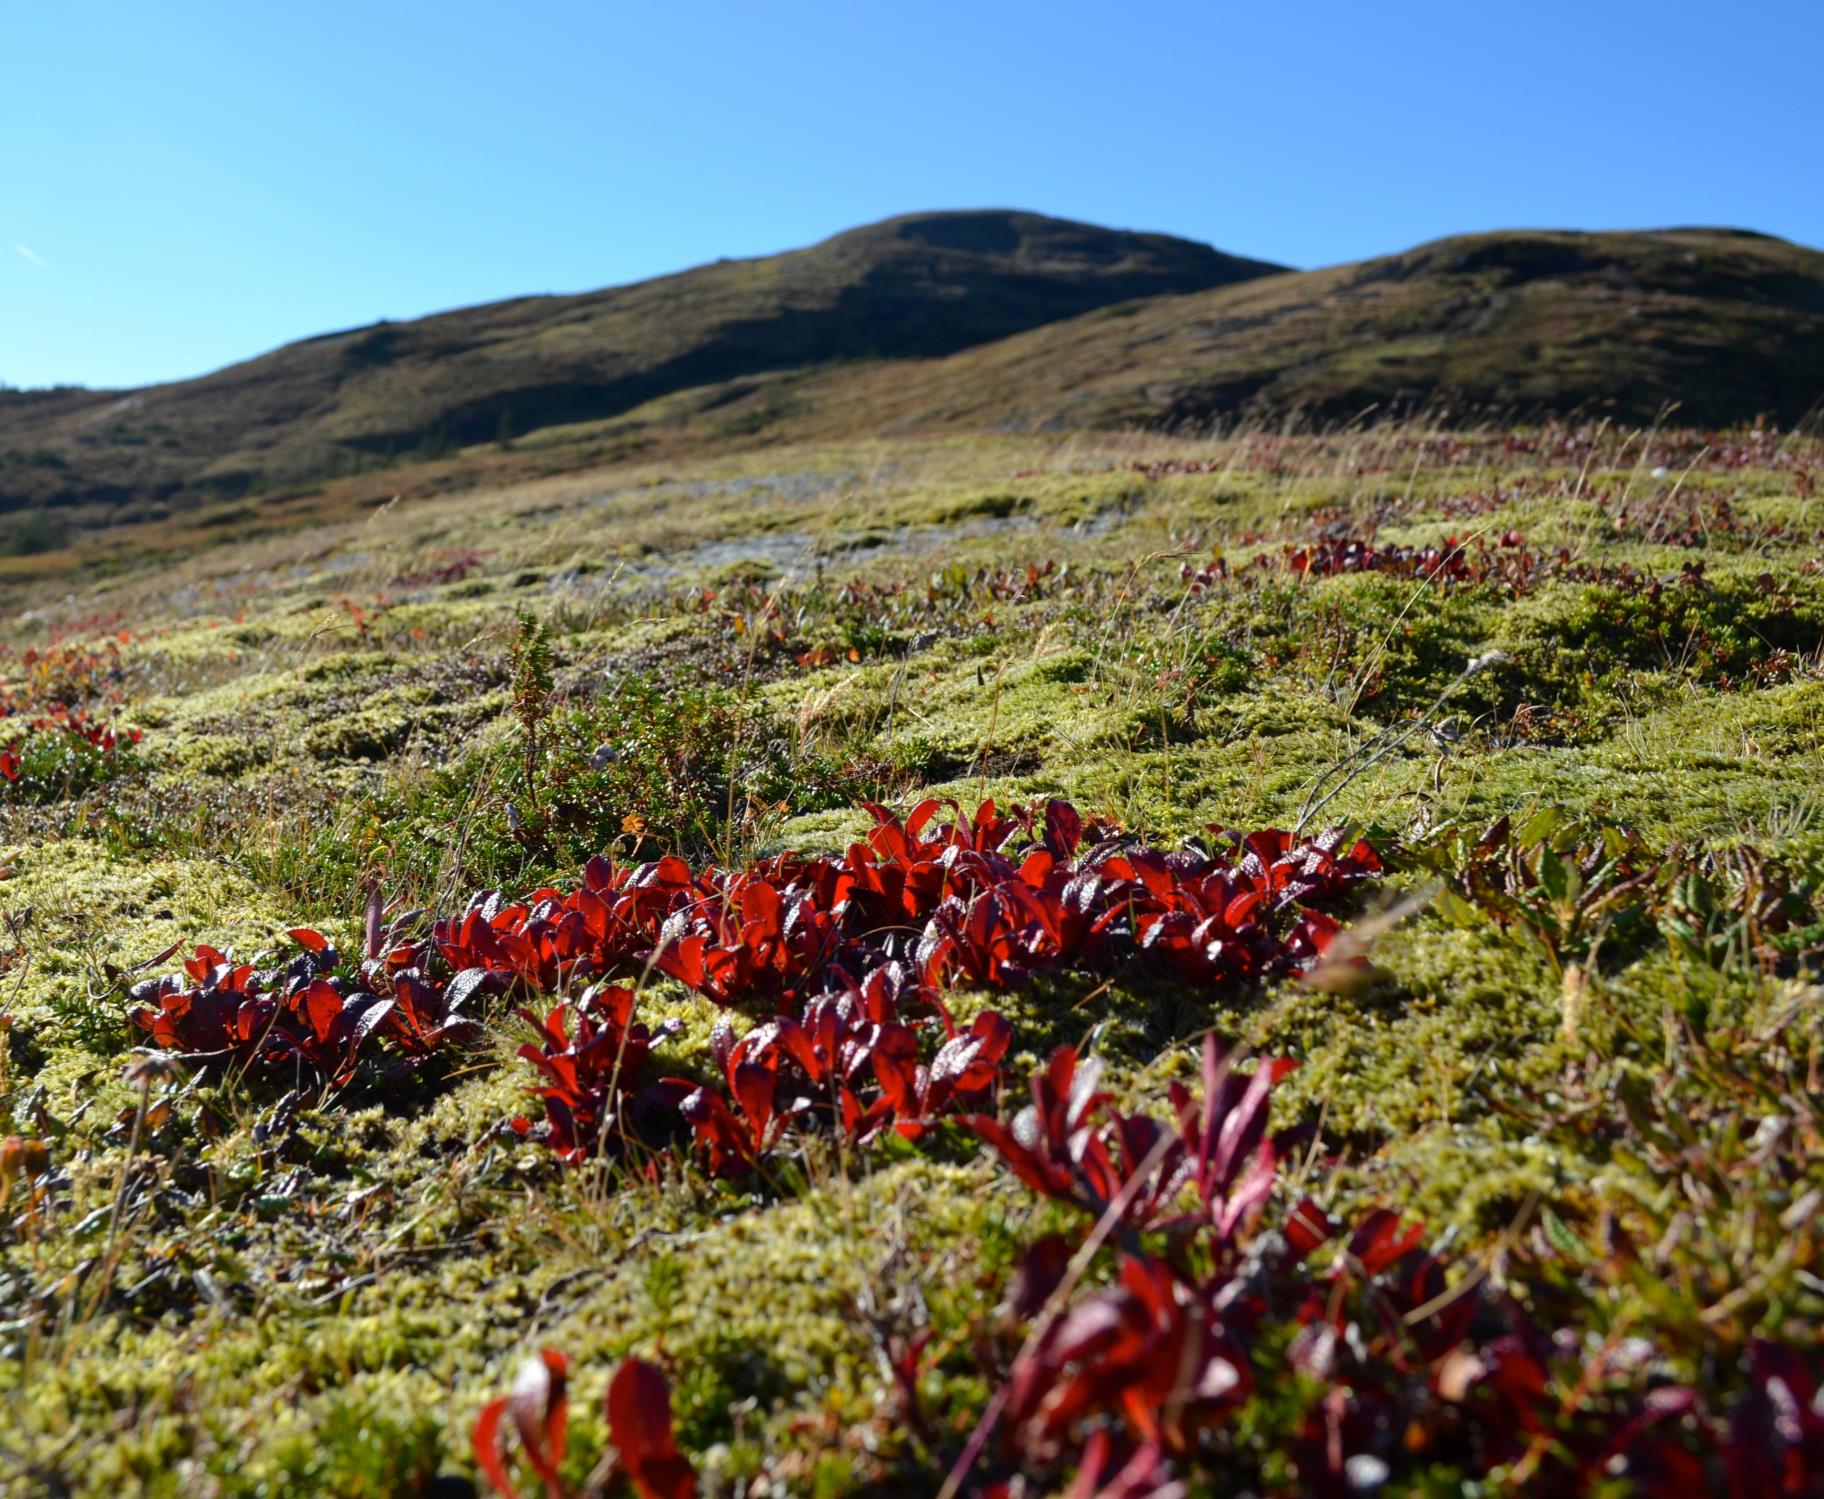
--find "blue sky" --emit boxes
[4,0,1818,390]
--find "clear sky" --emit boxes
[4,0,1818,390]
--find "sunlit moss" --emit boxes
[2,429,1820,1493]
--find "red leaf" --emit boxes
[905,798,942,840]
[471,1398,521,1499]
[364,883,385,961]
[1346,1209,1426,1277]
[297,980,346,1045]
[1044,798,1083,856]
[508,1349,569,1494]
[607,1358,697,1499]
[730,1061,777,1140]
[1285,1196,1337,1262]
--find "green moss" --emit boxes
[299,695,430,763]
[150,729,266,778]
[0,837,291,1035]
[3,428,1821,1493]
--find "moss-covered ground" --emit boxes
[0,425,1818,1495]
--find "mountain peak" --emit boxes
[1,215,1818,531]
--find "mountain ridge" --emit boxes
[696,225,1824,440]
[0,210,1277,524]
[3,212,1821,537]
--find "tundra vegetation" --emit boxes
[0,421,1819,1496]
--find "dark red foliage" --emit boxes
[136,799,1378,1176]
[387,548,485,592]
[1,701,141,754]
[671,960,1013,1175]
[962,1036,1824,1498]
[473,1349,569,1499]
[511,984,675,1165]
[127,928,482,1087]
[1006,1251,1253,1466]
[607,1359,698,1499]
[1082,827,1382,990]
[425,797,1371,1023]
[131,947,375,1086]
[1727,1343,1824,1496]
[652,869,844,1009]
[966,1040,1301,1241]
[0,701,141,794]
[1175,519,1765,616]
[463,797,1375,1171]
[473,1351,697,1499]
[1285,533,1504,586]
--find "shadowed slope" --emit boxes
[759,227,1824,433]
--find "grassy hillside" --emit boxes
[0,211,1277,526]
[0,420,1818,1495]
[685,226,1824,438]
[8,221,1822,557]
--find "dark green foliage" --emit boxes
[529,675,862,864]
[1521,569,1824,697]
[0,724,136,804]
[509,607,555,811]
[271,673,871,902]
[0,509,70,556]
[251,1396,446,1497]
